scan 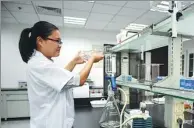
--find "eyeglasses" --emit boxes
[46,38,63,44]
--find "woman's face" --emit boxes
[38,30,62,58]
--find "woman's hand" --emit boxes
[90,51,104,63]
[73,51,86,64]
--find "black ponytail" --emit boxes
[19,28,34,63]
[18,21,58,63]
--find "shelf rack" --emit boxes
[111,3,194,53]
[112,3,194,103]
[117,80,194,101]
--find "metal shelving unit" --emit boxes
[111,2,194,128]
[111,3,194,101]
[117,80,194,101]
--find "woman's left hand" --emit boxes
[73,51,85,64]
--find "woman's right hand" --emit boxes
[90,51,104,63]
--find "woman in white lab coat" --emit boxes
[18,21,104,128]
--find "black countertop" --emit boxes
[74,107,165,128]
[74,107,103,128]
[1,88,27,91]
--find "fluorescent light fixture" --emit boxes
[125,23,148,31]
[157,4,169,10]
[161,1,169,5]
[64,16,86,25]
[150,1,170,13]
[88,1,94,3]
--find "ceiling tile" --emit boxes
[1,17,18,24]
[140,10,169,20]
[1,11,13,18]
[63,1,94,12]
[5,1,32,5]
[92,3,121,15]
[11,12,39,25]
[96,1,127,6]
[85,20,109,30]
[104,22,127,31]
[118,7,146,18]
[88,13,114,21]
[133,17,156,26]
[112,15,134,24]
[3,2,36,13]
[1,4,7,11]
[39,14,63,27]
[125,1,151,10]
[32,1,62,8]
[63,9,90,18]
[133,10,169,26]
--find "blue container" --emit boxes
[157,76,166,82]
[180,79,186,88]
[180,78,194,90]
[127,75,132,82]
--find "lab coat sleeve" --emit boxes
[30,63,80,92]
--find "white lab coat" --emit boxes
[26,50,80,128]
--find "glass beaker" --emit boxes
[79,50,104,61]
[99,96,120,128]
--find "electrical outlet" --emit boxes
[175,115,184,124]
[175,102,184,113]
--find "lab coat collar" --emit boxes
[32,50,54,62]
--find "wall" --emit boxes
[183,39,194,52]
[1,23,117,88]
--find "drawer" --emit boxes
[7,100,30,118]
[6,94,28,101]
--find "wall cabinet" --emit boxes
[1,90,30,120]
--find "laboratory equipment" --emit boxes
[99,88,120,128]
[137,64,164,83]
[90,98,107,108]
[79,50,103,61]
[103,44,121,97]
[100,52,150,128]
[104,53,117,91]
[124,109,153,128]
[100,53,121,128]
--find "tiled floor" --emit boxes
[1,107,103,128]
[2,120,30,128]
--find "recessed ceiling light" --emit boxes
[161,1,170,5]
[64,16,86,25]
[125,23,148,31]
[150,1,170,13]
[88,1,94,3]
[157,4,169,10]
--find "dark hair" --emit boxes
[18,21,58,63]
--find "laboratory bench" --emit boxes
[1,88,27,91]
[0,88,106,120]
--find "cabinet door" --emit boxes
[187,50,194,77]
[7,100,30,118]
